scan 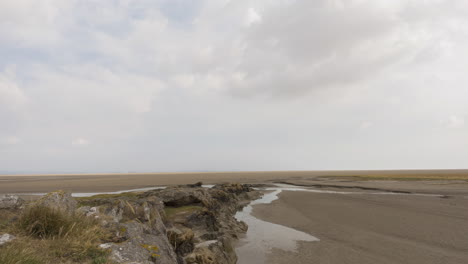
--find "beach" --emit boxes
[2,171,468,263]
[252,179,468,264]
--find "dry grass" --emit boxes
[0,205,111,264]
[0,245,44,264]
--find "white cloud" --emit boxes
[245,7,262,26]
[0,68,27,110]
[72,138,89,146]
[0,136,21,145]
[447,115,465,128]
[360,121,373,130]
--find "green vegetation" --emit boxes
[0,205,111,264]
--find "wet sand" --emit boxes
[252,181,468,264]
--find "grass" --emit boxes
[0,209,18,233]
[0,245,44,264]
[164,205,203,220]
[0,205,112,264]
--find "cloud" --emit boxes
[245,7,262,26]
[72,137,89,146]
[0,68,27,110]
[1,0,468,172]
[446,115,465,128]
[359,121,373,130]
[227,0,460,98]
[0,136,21,145]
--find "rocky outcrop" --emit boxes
[19,184,259,263]
[0,195,24,209]
[78,183,261,264]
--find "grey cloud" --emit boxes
[1,0,468,172]
[227,0,456,97]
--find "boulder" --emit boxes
[104,221,178,264]
[186,238,236,264]
[87,197,178,264]
[34,190,77,214]
[0,195,24,209]
[0,233,15,246]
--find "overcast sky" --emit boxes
[1,0,468,173]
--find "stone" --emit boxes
[34,190,77,214]
[0,233,16,246]
[104,221,178,264]
[0,195,24,209]
[167,226,195,255]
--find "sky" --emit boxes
[1,0,468,173]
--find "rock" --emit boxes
[85,197,178,263]
[104,221,178,264]
[35,190,77,214]
[212,183,252,195]
[167,226,195,256]
[76,206,99,217]
[187,182,203,188]
[147,188,213,208]
[0,195,24,209]
[186,237,236,264]
[0,233,16,246]
[185,247,216,264]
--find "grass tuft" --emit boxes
[0,204,111,263]
[16,205,76,238]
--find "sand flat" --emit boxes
[252,184,468,264]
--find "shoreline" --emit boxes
[2,170,468,194]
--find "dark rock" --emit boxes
[167,226,195,256]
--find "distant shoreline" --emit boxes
[2,168,468,177]
[1,169,468,194]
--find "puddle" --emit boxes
[70,186,167,197]
[271,183,444,197]
[235,188,319,264]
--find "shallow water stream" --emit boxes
[234,188,320,264]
